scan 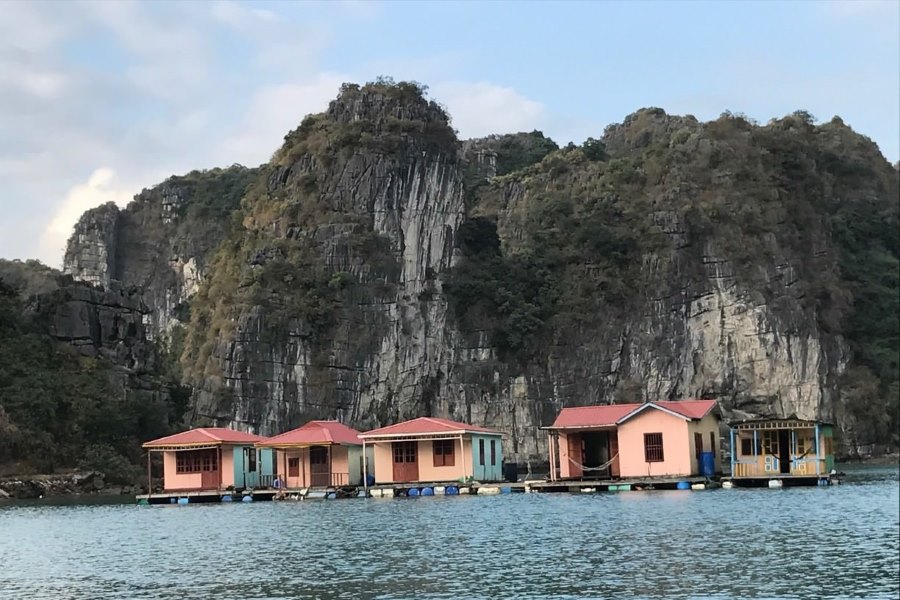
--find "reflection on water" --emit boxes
[0,465,897,600]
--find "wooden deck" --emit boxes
[529,476,713,493]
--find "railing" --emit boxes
[732,458,827,478]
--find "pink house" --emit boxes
[546,400,721,481]
[256,421,373,488]
[143,427,268,492]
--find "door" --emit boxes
[310,446,331,487]
[201,470,219,489]
[778,430,791,474]
[567,434,583,479]
[392,441,419,482]
[608,432,620,478]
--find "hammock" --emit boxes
[568,453,619,472]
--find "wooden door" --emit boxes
[567,434,583,479]
[201,470,218,489]
[609,432,620,478]
[310,446,330,487]
[392,441,419,482]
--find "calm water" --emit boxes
[1,466,897,600]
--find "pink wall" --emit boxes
[558,432,575,478]
[617,409,691,478]
[369,437,473,484]
[161,446,234,491]
[276,445,351,488]
[162,451,202,490]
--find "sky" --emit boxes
[1,0,898,267]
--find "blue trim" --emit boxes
[753,430,758,457]
[814,423,821,475]
[729,429,736,474]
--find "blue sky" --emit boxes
[1,0,897,265]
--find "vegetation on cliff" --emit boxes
[0,260,188,480]
[445,109,899,446]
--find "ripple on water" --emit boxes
[0,466,897,600]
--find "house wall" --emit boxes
[732,426,832,477]
[232,445,274,488]
[275,445,353,487]
[687,414,722,474]
[471,434,504,481]
[162,450,201,490]
[161,446,233,490]
[558,432,576,478]
[346,445,376,485]
[372,442,392,483]
[617,411,691,478]
[369,437,477,484]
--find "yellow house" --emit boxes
[729,418,835,482]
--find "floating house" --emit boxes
[143,428,274,492]
[256,421,373,489]
[729,418,834,483]
[359,417,504,484]
[546,400,721,481]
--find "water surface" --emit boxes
[1,465,897,599]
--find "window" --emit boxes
[433,440,455,467]
[479,439,485,466]
[392,441,416,463]
[288,457,300,477]
[797,435,806,456]
[247,448,257,472]
[762,431,779,455]
[310,446,328,466]
[709,432,716,455]
[490,439,497,466]
[175,450,218,474]
[741,436,762,456]
[644,433,664,462]
[694,432,703,459]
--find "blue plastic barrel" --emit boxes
[169,497,177,504]
[700,452,715,478]
[421,487,434,496]
[221,495,233,503]
[407,488,420,497]
[177,497,189,505]
[676,481,691,490]
[365,474,376,487]
[241,495,253,503]
[445,486,459,495]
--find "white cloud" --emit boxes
[39,168,136,268]
[433,82,546,138]
[215,73,347,166]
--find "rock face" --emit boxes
[61,86,899,458]
[64,167,258,336]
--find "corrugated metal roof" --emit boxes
[360,417,501,438]
[550,400,718,429]
[257,421,363,447]
[143,427,264,448]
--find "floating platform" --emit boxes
[528,476,713,493]
[722,474,835,488]
[366,481,528,497]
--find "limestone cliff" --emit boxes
[61,85,899,458]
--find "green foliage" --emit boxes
[171,166,259,219]
[0,277,186,479]
[491,131,559,175]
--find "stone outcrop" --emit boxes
[60,85,898,458]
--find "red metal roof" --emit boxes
[257,421,363,447]
[360,417,501,438]
[143,427,264,448]
[550,400,718,429]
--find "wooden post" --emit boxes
[459,435,466,481]
[814,423,821,475]
[146,450,152,497]
[362,441,368,493]
[547,432,555,482]
[729,428,735,477]
[218,446,223,490]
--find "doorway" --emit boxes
[392,441,419,482]
[310,446,330,487]
[778,430,791,474]
[582,432,611,479]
